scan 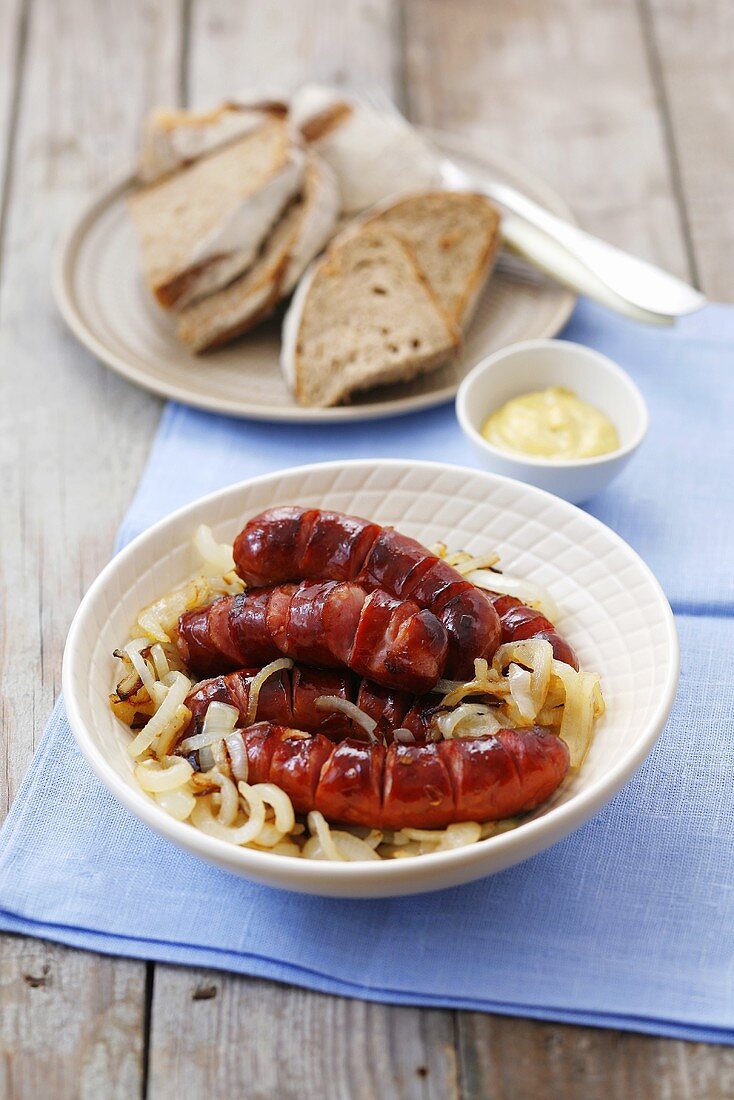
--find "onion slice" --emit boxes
[452,552,501,575]
[438,658,506,710]
[225,731,249,782]
[179,730,229,756]
[124,639,158,700]
[113,650,140,698]
[435,702,503,740]
[305,811,343,861]
[248,782,295,835]
[493,638,554,723]
[245,657,293,726]
[193,524,236,575]
[553,663,601,768]
[150,643,170,680]
[507,664,535,721]
[203,701,239,735]
[207,767,240,826]
[127,672,192,758]
[330,831,382,861]
[403,823,482,850]
[191,794,265,846]
[135,755,193,792]
[314,696,377,740]
[466,569,559,620]
[136,573,242,644]
[153,786,196,821]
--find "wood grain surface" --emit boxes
[1,1,732,1097]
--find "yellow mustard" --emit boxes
[482,386,619,460]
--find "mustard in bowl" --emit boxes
[456,340,648,504]
[482,385,620,461]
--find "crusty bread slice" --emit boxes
[128,116,303,310]
[364,191,501,329]
[177,153,339,352]
[281,225,459,407]
[138,99,288,183]
[290,84,440,215]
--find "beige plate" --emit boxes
[53,131,577,423]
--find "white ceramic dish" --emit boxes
[63,460,678,897]
[456,340,649,504]
[53,131,575,423]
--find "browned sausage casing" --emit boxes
[182,665,442,744]
[233,507,502,678]
[176,580,448,694]
[490,594,578,670]
[234,507,579,671]
[226,722,569,829]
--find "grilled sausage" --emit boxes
[177,580,448,694]
[233,507,502,678]
[490,594,578,670]
[182,664,442,744]
[224,721,570,829]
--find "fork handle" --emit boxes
[485,180,706,320]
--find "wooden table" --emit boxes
[2,1,733,1095]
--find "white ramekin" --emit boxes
[456,340,649,504]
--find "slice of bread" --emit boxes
[364,191,501,329]
[138,99,288,183]
[290,84,440,215]
[281,225,459,407]
[177,153,339,352]
[128,116,304,310]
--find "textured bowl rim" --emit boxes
[456,339,650,469]
[62,458,679,890]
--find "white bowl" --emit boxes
[63,459,678,898]
[456,340,649,504]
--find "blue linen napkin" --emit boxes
[1,299,733,1043]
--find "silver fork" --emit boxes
[357,88,706,322]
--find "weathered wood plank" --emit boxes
[187,0,402,101]
[456,1014,734,1100]
[0,0,24,229]
[148,969,458,1100]
[2,3,731,1099]
[403,0,691,279]
[0,0,183,1095]
[402,1,729,1095]
[0,939,144,1100]
[0,0,180,812]
[643,0,734,299]
[146,4,459,1094]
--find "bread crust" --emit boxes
[283,224,459,407]
[176,154,339,351]
[299,102,353,143]
[128,118,304,311]
[362,190,501,328]
[138,100,288,184]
